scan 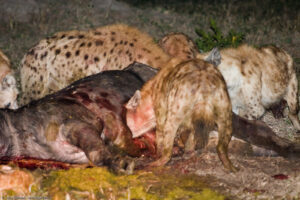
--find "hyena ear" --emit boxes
[205,47,221,67]
[125,90,141,110]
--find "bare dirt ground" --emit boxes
[168,143,300,199]
[0,0,299,199]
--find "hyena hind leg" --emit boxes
[214,108,238,172]
[284,73,300,131]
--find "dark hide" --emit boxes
[0,62,157,172]
[232,113,300,157]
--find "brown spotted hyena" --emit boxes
[125,56,238,172]
[20,24,170,105]
[159,33,300,131]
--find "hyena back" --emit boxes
[159,33,300,131]
[126,58,237,172]
[20,24,170,105]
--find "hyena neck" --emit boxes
[139,57,183,103]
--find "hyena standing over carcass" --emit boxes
[159,33,300,131]
[126,55,238,172]
[20,24,171,105]
[0,50,18,109]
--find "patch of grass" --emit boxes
[195,19,245,52]
[41,167,226,200]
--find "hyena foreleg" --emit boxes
[284,72,300,131]
[240,80,265,120]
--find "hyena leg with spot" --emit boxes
[284,73,300,131]
[216,120,238,172]
[215,108,238,172]
[241,83,265,120]
[150,119,179,167]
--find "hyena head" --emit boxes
[159,32,199,61]
[0,51,18,109]
[159,32,221,66]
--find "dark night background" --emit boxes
[0,0,299,199]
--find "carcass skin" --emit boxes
[0,62,157,172]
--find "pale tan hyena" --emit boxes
[125,56,238,172]
[159,33,300,131]
[20,24,171,105]
[0,50,18,109]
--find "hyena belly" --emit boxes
[126,59,237,172]
[0,63,158,170]
[20,24,170,105]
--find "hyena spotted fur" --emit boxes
[0,50,18,109]
[159,32,300,131]
[20,24,170,105]
[125,56,238,172]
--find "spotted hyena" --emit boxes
[159,33,300,131]
[125,55,238,172]
[0,50,18,109]
[20,24,171,105]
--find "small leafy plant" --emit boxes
[195,19,245,52]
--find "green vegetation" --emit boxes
[195,19,245,52]
[41,167,225,200]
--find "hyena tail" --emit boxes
[284,55,300,131]
[193,118,214,150]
